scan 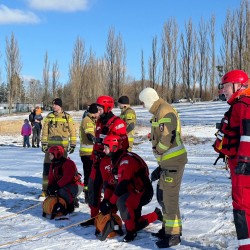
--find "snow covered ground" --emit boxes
[0,101,239,250]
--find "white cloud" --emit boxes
[0,4,40,24]
[28,0,89,12]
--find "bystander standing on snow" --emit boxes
[21,118,32,148]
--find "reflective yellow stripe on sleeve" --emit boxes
[80,148,93,153]
[158,117,171,123]
[152,118,171,127]
[85,128,94,133]
[158,142,169,151]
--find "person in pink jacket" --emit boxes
[21,119,32,147]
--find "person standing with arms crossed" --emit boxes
[213,70,250,250]
[40,98,77,197]
[139,87,187,248]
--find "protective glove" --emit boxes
[213,152,225,165]
[41,143,48,153]
[68,145,75,154]
[100,199,112,215]
[151,166,161,181]
[153,147,162,158]
[47,183,60,195]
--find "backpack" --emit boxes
[42,196,68,219]
[29,112,35,125]
[94,213,124,241]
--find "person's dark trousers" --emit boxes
[80,155,93,186]
[23,135,30,147]
[32,127,41,147]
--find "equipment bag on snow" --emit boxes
[94,213,124,241]
[42,195,68,219]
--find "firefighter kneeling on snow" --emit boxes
[45,146,84,215]
[99,135,163,242]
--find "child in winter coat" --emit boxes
[21,119,32,147]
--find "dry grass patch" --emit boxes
[0,120,24,135]
[0,120,81,136]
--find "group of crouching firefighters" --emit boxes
[40,89,187,248]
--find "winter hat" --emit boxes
[139,87,159,110]
[52,98,62,107]
[118,96,129,105]
[88,103,98,114]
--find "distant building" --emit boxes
[0,103,43,115]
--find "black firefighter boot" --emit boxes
[123,230,137,242]
[155,234,181,248]
[151,227,166,240]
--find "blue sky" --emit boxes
[0,0,242,84]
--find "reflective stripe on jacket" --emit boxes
[79,114,96,156]
[120,106,136,149]
[41,111,76,147]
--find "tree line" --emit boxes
[0,0,249,113]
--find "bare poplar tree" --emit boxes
[208,15,216,99]
[52,61,60,99]
[106,27,116,97]
[244,0,250,73]
[83,48,106,105]
[114,32,126,100]
[161,19,178,102]
[170,19,179,102]
[96,57,108,96]
[105,28,126,100]
[5,33,22,113]
[149,36,158,89]
[140,49,145,91]
[43,51,50,109]
[161,29,167,99]
[197,17,208,99]
[191,33,198,100]
[220,11,232,72]
[29,79,40,106]
[180,19,195,100]
[235,0,247,69]
[69,36,86,111]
